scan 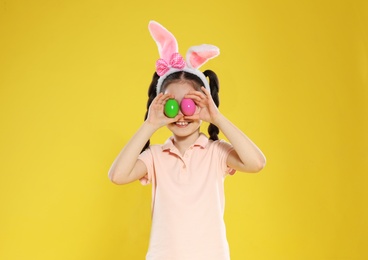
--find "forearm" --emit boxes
[108,121,157,183]
[214,113,266,172]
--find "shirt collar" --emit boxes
[162,133,209,151]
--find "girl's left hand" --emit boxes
[184,86,220,125]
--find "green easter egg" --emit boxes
[164,99,179,118]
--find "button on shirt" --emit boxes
[138,133,235,260]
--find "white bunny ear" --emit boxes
[148,21,178,62]
[186,44,220,69]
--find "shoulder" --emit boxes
[206,138,233,151]
[202,138,234,159]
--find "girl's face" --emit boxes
[164,81,201,139]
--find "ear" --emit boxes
[186,44,220,69]
[148,21,178,62]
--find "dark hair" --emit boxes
[141,70,220,153]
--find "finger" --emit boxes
[185,92,208,105]
[201,86,211,97]
[167,114,184,123]
[185,90,206,98]
[152,93,163,103]
[155,93,173,105]
[184,114,200,121]
[152,93,170,107]
[184,94,204,103]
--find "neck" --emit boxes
[172,131,200,155]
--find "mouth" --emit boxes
[174,121,190,127]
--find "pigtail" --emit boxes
[203,70,220,141]
[141,72,160,153]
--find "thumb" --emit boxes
[170,114,184,123]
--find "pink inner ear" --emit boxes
[149,21,178,62]
[189,50,219,68]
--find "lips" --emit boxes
[175,121,189,127]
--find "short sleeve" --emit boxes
[217,140,236,176]
[137,148,154,185]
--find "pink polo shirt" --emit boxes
[138,133,235,260]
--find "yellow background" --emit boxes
[1,0,367,259]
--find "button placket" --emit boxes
[183,149,192,169]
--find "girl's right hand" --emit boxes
[146,93,182,129]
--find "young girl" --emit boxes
[109,21,266,260]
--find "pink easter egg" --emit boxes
[180,98,196,116]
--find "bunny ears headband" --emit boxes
[148,21,220,94]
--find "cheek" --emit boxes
[192,120,202,128]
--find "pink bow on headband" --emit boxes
[156,52,185,76]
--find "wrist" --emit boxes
[143,120,161,133]
[211,112,225,127]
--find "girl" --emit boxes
[108,21,266,260]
